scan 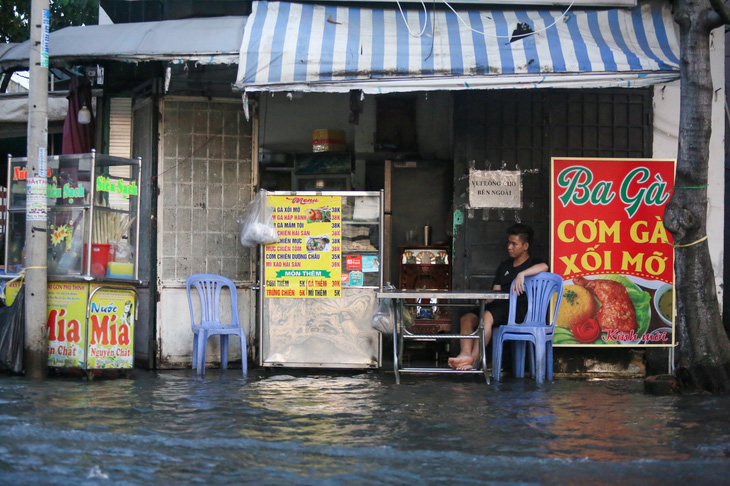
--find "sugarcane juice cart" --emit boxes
[4,152,141,378]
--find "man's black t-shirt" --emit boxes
[488,255,544,325]
[494,256,544,290]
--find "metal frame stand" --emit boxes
[378,290,509,384]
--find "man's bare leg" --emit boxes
[449,311,495,370]
[460,312,495,370]
[448,313,478,369]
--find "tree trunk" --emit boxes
[664,0,730,392]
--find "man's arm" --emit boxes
[512,262,549,295]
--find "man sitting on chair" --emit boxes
[448,223,548,371]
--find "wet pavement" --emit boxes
[1,369,729,485]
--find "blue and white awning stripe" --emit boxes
[235,1,680,93]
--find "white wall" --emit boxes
[258,93,354,152]
[158,287,256,368]
[258,91,453,159]
[652,26,725,310]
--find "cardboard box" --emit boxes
[312,129,346,152]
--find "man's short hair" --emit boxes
[507,223,534,245]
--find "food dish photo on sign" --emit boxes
[305,207,332,223]
[550,157,676,347]
[552,274,673,346]
[305,234,331,252]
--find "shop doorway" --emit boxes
[385,159,452,286]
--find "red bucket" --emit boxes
[84,243,111,277]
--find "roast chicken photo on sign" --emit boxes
[573,277,637,332]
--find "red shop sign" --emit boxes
[550,157,676,347]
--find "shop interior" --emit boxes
[256,90,454,290]
[256,91,456,359]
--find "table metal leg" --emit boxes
[478,300,490,384]
[379,292,506,384]
[392,301,401,384]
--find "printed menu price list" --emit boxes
[264,195,342,298]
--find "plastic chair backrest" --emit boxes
[186,273,239,329]
[508,272,564,327]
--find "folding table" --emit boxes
[376,289,509,384]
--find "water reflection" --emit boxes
[1,370,729,484]
[544,383,687,461]
[245,375,387,446]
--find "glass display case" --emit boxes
[4,152,141,375]
[5,151,141,280]
[341,194,381,289]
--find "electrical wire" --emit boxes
[442,0,575,38]
[396,0,576,39]
[396,0,429,37]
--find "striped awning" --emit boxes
[235,1,679,93]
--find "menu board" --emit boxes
[551,158,675,347]
[265,195,342,298]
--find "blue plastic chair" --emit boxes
[491,272,563,384]
[186,273,247,377]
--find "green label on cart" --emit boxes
[96,176,138,198]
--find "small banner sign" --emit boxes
[468,169,521,208]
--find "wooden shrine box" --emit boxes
[398,245,452,333]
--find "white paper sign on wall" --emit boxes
[468,169,522,208]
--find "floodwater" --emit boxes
[1,370,729,485]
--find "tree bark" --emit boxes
[664,0,730,392]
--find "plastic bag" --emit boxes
[110,237,134,264]
[398,299,414,329]
[238,189,279,247]
[371,298,394,334]
[372,285,413,334]
[0,285,24,374]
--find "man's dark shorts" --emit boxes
[464,301,511,327]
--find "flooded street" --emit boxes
[1,370,729,484]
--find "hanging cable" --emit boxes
[440,0,576,38]
[396,0,429,37]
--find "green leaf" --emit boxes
[553,327,579,344]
